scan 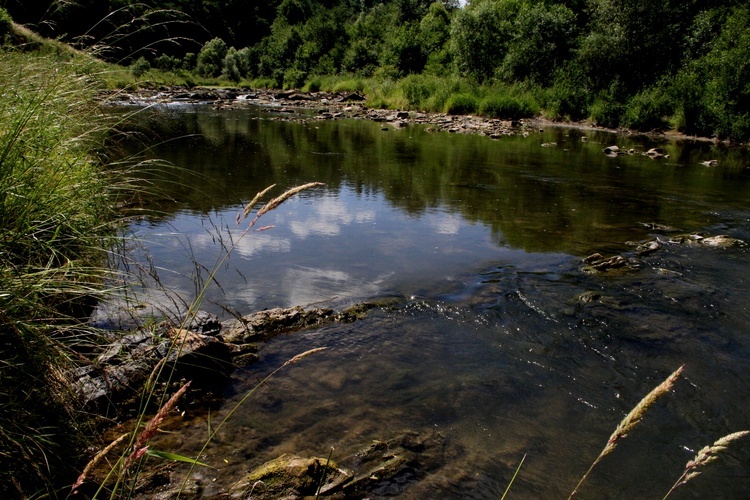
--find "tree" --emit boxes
[674,5,750,140]
[196,37,228,78]
[499,2,577,85]
[382,24,428,75]
[450,0,521,82]
[576,0,697,92]
[222,46,242,82]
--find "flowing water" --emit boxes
[108,104,750,498]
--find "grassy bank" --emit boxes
[0,29,121,495]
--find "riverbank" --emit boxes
[0,50,120,496]
[100,85,740,147]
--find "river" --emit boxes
[106,103,750,498]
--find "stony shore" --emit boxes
[101,85,724,145]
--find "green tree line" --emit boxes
[6,0,750,140]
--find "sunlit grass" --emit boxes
[0,48,120,495]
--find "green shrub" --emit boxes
[399,74,438,107]
[622,85,673,130]
[589,96,624,129]
[250,77,279,89]
[283,67,307,89]
[154,53,180,72]
[131,56,151,78]
[332,77,365,93]
[197,37,228,78]
[542,63,590,120]
[479,93,538,119]
[303,77,322,92]
[182,52,197,71]
[222,47,242,82]
[0,7,12,44]
[444,93,479,115]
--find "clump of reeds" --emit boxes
[0,46,121,496]
[569,365,684,498]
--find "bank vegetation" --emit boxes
[7,0,750,142]
[0,8,128,495]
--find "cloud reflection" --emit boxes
[282,265,390,307]
[289,196,375,238]
[188,230,292,260]
[428,213,462,235]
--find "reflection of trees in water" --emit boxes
[118,107,749,255]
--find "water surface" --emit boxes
[111,105,750,498]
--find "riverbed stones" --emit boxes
[696,234,746,248]
[638,221,681,232]
[635,240,662,256]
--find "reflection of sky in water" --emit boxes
[124,184,528,316]
[289,193,376,238]
[113,111,750,497]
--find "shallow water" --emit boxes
[110,105,750,498]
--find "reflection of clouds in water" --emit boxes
[188,231,291,260]
[290,197,375,238]
[222,285,259,312]
[283,266,389,306]
[428,213,461,235]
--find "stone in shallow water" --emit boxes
[699,235,745,248]
[228,453,349,499]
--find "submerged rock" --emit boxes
[76,298,398,417]
[73,321,233,414]
[227,430,447,499]
[219,306,337,344]
[581,254,640,273]
[699,234,745,248]
[229,453,348,499]
[638,221,681,233]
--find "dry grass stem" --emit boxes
[125,381,191,468]
[663,430,750,499]
[569,365,684,498]
[257,182,325,217]
[282,347,329,368]
[242,184,276,219]
[70,433,128,494]
[603,365,684,456]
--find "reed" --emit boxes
[663,430,750,499]
[569,365,684,498]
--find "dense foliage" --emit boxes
[5,0,750,136]
[5,0,749,140]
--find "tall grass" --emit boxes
[569,366,749,498]
[0,48,121,496]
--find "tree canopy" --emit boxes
[6,0,750,140]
